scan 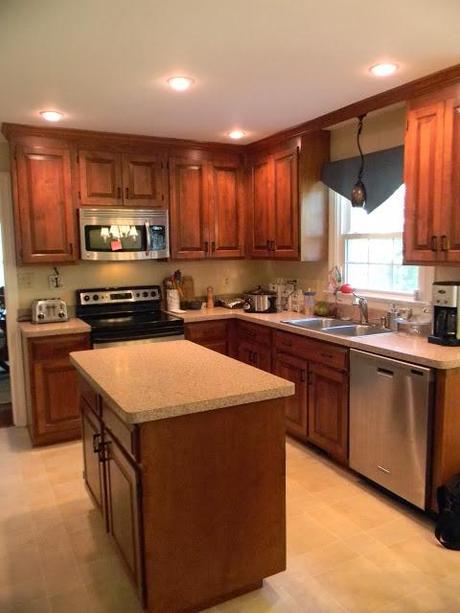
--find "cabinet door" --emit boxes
[308,362,348,463]
[105,432,143,596]
[122,153,167,208]
[247,156,273,257]
[79,150,123,206]
[237,339,257,367]
[29,334,91,445]
[237,340,271,372]
[272,148,299,259]
[169,158,209,259]
[442,96,460,262]
[273,352,308,438]
[81,399,105,515]
[404,102,445,264]
[15,145,76,264]
[253,345,272,373]
[208,159,245,258]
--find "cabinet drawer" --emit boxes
[185,320,229,342]
[102,401,139,461]
[30,333,90,361]
[237,320,271,346]
[274,330,348,371]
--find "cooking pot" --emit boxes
[243,287,277,313]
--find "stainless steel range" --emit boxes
[76,285,184,348]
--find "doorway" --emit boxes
[0,227,12,426]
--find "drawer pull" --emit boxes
[300,369,306,383]
[431,235,439,252]
[319,352,333,360]
[92,433,101,453]
[441,235,450,251]
[377,465,391,474]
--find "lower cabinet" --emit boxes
[80,391,144,602]
[273,352,308,438]
[238,339,272,372]
[25,333,91,445]
[184,320,234,356]
[308,362,349,463]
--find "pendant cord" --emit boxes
[356,114,366,180]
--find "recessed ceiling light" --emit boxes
[369,63,398,77]
[228,129,246,140]
[167,76,195,91]
[40,110,64,122]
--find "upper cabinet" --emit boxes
[13,144,77,264]
[169,156,245,259]
[78,150,167,208]
[404,87,460,264]
[247,146,299,259]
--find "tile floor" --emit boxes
[1,428,459,612]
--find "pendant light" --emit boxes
[351,114,367,209]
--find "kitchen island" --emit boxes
[70,340,294,613]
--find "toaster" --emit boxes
[31,298,69,324]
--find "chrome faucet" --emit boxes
[353,293,369,325]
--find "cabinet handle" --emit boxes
[319,352,333,360]
[211,241,216,253]
[272,240,277,251]
[204,241,209,255]
[125,187,129,199]
[69,242,74,255]
[307,372,313,385]
[431,235,439,252]
[441,235,450,251]
[266,239,271,251]
[300,369,306,383]
[117,187,122,199]
[92,433,101,453]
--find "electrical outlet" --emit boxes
[17,272,34,289]
[48,273,63,289]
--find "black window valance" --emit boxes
[321,145,404,213]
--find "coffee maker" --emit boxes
[428,281,460,346]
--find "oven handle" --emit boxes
[145,222,151,252]
[92,331,185,346]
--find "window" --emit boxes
[330,185,433,301]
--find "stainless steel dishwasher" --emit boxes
[349,349,434,509]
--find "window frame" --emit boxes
[329,190,434,304]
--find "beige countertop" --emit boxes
[179,308,460,369]
[70,340,295,425]
[19,317,91,338]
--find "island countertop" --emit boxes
[70,339,294,424]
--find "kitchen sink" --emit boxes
[281,317,344,329]
[322,324,390,337]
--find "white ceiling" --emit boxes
[1,0,459,143]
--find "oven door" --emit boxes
[93,332,184,349]
[79,208,169,261]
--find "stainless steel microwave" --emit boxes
[79,208,169,261]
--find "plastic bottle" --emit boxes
[303,290,316,316]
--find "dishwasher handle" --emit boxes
[377,366,394,377]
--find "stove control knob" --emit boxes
[142,291,148,298]
[83,295,90,302]
[150,291,156,297]
[37,312,45,320]
[135,293,140,298]
[93,294,99,301]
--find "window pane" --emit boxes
[367,264,393,291]
[346,185,406,234]
[393,265,418,292]
[368,239,393,264]
[346,263,369,289]
[346,238,369,263]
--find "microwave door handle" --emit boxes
[145,222,151,253]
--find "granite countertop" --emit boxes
[177,308,460,370]
[70,340,295,424]
[19,318,91,338]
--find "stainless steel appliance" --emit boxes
[76,285,184,348]
[429,281,460,346]
[31,298,68,324]
[243,287,277,313]
[349,349,433,509]
[79,208,169,261]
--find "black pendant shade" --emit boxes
[351,114,367,209]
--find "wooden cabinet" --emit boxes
[105,430,143,596]
[14,144,77,264]
[79,150,166,208]
[307,362,348,463]
[184,320,234,356]
[247,146,299,259]
[236,321,272,373]
[169,158,209,259]
[404,88,460,264]
[81,399,105,514]
[273,352,308,438]
[169,157,245,260]
[26,333,91,445]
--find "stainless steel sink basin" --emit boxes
[281,317,344,329]
[322,324,390,337]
